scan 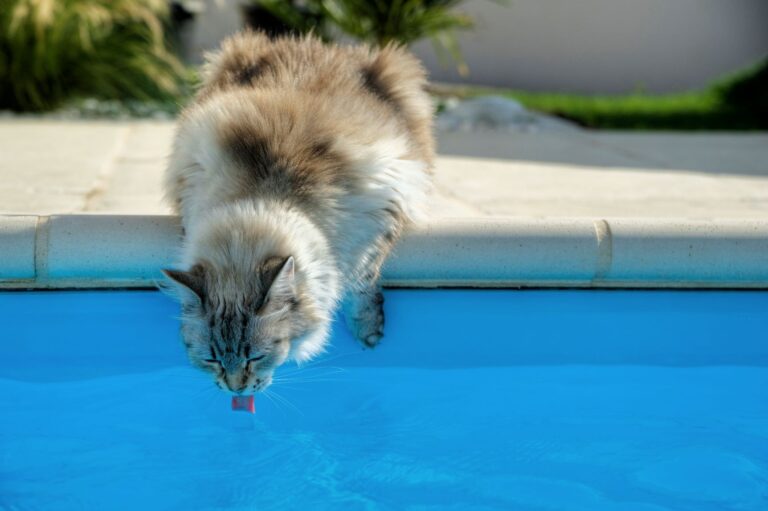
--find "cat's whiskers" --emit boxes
[273,377,349,386]
[267,383,303,391]
[191,380,222,398]
[260,388,281,411]
[274,369,346,380]
[276,365,347,379]
[284,352,357,371]
[265,388,304,417]
[272,365,351,387]
[261,388,300,419]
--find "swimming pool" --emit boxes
[2,288,767,510]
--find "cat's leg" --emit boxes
[342,232,396,348]
[343,278,385,348]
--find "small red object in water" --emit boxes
[231,395,255,413]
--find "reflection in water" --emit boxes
[1,365,767,510]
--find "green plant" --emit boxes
[714,57,768,116]
[255,0,475,74]
[0,0,186,112]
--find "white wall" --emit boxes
[182,0,768,93]
[412,0,768,93]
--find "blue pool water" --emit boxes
[1,290,767,510]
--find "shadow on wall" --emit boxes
[436,131,768,178]
[412,0,768,94]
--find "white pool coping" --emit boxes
[1,215,767,289]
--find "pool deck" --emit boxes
[2,119,767,290]
[1,119,767,219]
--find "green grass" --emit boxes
[508,90,764,131]
[430,60,768,131]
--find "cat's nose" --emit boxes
[223,375,247,394]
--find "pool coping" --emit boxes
[1,214,767,290]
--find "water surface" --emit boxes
[1,290,766,510]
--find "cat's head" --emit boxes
[163,255,323,394]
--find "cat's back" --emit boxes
[199,32,368,104]
[199,31,432,155]
[168,32,433,224]
[192,31,433,162]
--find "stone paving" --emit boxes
[1,119,767,219]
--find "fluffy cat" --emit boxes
[162,31,434,394]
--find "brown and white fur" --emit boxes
[162,31,433,394]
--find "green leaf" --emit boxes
[0,0,185,111]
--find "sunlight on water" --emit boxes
[1,365,766,511]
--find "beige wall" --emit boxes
[178,0,244,63]
[412,0,768,93]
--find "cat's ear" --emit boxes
[162,264,206,302]
[261,256,295,316]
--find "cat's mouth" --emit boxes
[225,388,256,396]
[220,384,259,396]
[218,374,272,394]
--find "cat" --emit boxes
[162,31,434,394]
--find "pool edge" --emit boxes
[1,215,767,289]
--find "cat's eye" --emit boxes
[204,359,221,365]
[247,354,266,362]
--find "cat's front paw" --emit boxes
[343,290,384,348]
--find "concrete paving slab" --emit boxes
[86,123,175,214]
[591,133,768,176]
[1,119,767,220]
[438,130,768,174]
[0,120,129,214]
[437,130,645,167]
[435,155,768,219]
